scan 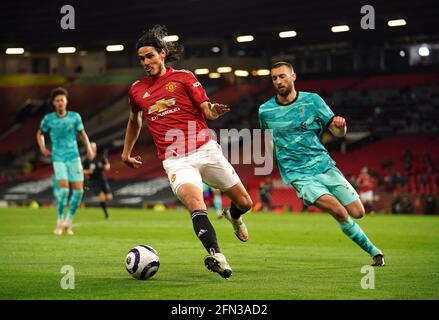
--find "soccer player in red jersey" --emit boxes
[356,167,377,213]
[121,25,253,279]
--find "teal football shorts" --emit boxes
[292,167,359,207]
[53,157,84,182]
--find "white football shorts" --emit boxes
[162,139,240,195]
[359,190,374,203]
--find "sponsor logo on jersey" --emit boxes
[143,91,150,98]
[148,98,177,114]
[192,82,201,88]
[171,174,176,183]
[165,82,178,92]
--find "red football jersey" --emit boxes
[128,67,211,160]
[357,173,376,193]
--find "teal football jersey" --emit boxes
[258,91,336,184]
[40,111,84,162]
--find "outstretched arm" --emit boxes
[328,116,347,138]
[121,110,143,168]
[199,101,230,120]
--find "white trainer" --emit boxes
[204,252,233,279]
[53,222,63,236]
[63,220,74,236]
[222,208,249,242]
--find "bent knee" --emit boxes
[350,209,365,219]
[235,196,253,212]
[186,197,205,209]
[347,202,365,219]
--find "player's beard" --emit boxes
[276,83,293,97]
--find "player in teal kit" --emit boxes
[259,62,385,266]
[203,183,223,219]
[52,175,60,203]
[36,87,94,235]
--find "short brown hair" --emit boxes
[50,87,68,102]
[271,61,294,72]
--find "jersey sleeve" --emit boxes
[258,107,267,129]
[183,72,209,107]
[75,113,85,132]
[314,94,334,126]
[128,86,141,113]
[40,115,49,133]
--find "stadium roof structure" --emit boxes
[2,0,438,50]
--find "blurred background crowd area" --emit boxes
[0,0,438,213]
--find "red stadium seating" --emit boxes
[296,76,361,95]
[0,83,130,155]
[0,119,40,153]
[65,83,129,119]
[105,144,166,180]
[331,136,439,178]
[0,85,56,133]
[209,82,268,106]
[353,72,439,90]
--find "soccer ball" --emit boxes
[125,245,160,280]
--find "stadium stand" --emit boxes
[0,72,138,157]
[0,75,66,135]
[1,70,438,212]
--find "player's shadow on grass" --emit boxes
[91,274,222,287]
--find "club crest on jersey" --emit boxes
[148,98,176,114]
[165,82,178,92]
[300,122,307,130]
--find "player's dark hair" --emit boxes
[50,87,68,102]
[136,24,184,62]
[271,61,294,72]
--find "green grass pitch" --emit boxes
[1,207,438,300]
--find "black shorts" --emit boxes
[87,179,112,195]
[260,195,271,203]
